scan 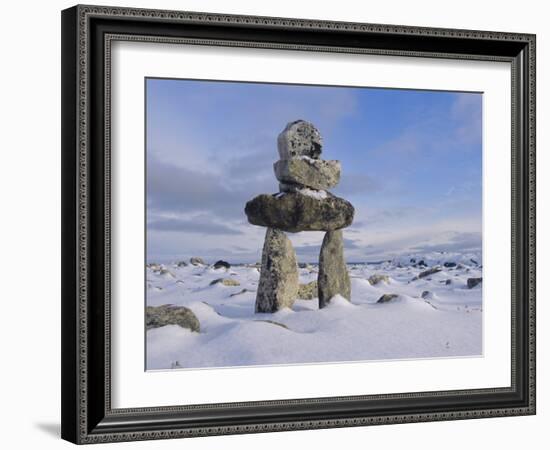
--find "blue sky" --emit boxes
[146,78,482,263]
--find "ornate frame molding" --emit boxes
[61,4,536,444]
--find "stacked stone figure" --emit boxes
[245,120,355,312]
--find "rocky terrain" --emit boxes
[146,121,482,370]
[146,253,482,370]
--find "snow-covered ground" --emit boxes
[146,254,482,370]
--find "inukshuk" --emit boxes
[245,120,355,312]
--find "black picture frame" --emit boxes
[61,4,536,444]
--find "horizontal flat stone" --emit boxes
[245,191,354,232]
[274,158,341,190]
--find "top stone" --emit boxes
[277,120,323,160]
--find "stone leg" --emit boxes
[318,230,351,308]
[255,228,299,313]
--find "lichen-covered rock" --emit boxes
[245,191,354,232]
[467,277,482,289]
[274,158,340,191]
[377,293,399,303]
[190,256,205,266]
[368,274,390,285]
[255,228,299,313]
[318,230,351,308]
[298,280,318,300]
[146,305,200,332]
[277,120,323,160]
[209,278,240,287]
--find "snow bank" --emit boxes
[146,258,482,370]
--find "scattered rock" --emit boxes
[190,257,205,266]
[445,279,452,285]
[210,278,241,287]
[230,288,252,297]
[175,261,188,267]
[213,260,231,270]
[159,268,175,277]
[277,120,323,160]
[470,258,479,266]
[255,228,299,313]
[146,305,200,332]
[443,262,457,268]
[274,158,340,191]
[297,280,318,300]
[467,277,482,289]
[418,260,427,267]
[253,319,289,330]
[421,290,436,300]
[368,274,390,285]
[298,262,312,269]
[318,230,351,308]
[377,293,399,303]
[245,191,354,232]
[418,266,442,279]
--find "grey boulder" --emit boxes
[277,120,323,160]
[368,274,390,285]
[418,266,442,279]
[190,256,205,266]
[274,158,341,191]
[255,228,299,313]
[318,230,351,308]
[297,280,318,300]
[213,260,230,269]
[245,191,354,233]
[209,278,240,287]
[146,305,200,332]
[377,293,399,303]
[467,277,482,289]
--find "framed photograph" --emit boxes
[61,4,536,444]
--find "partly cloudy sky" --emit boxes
[146,78,482,263]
